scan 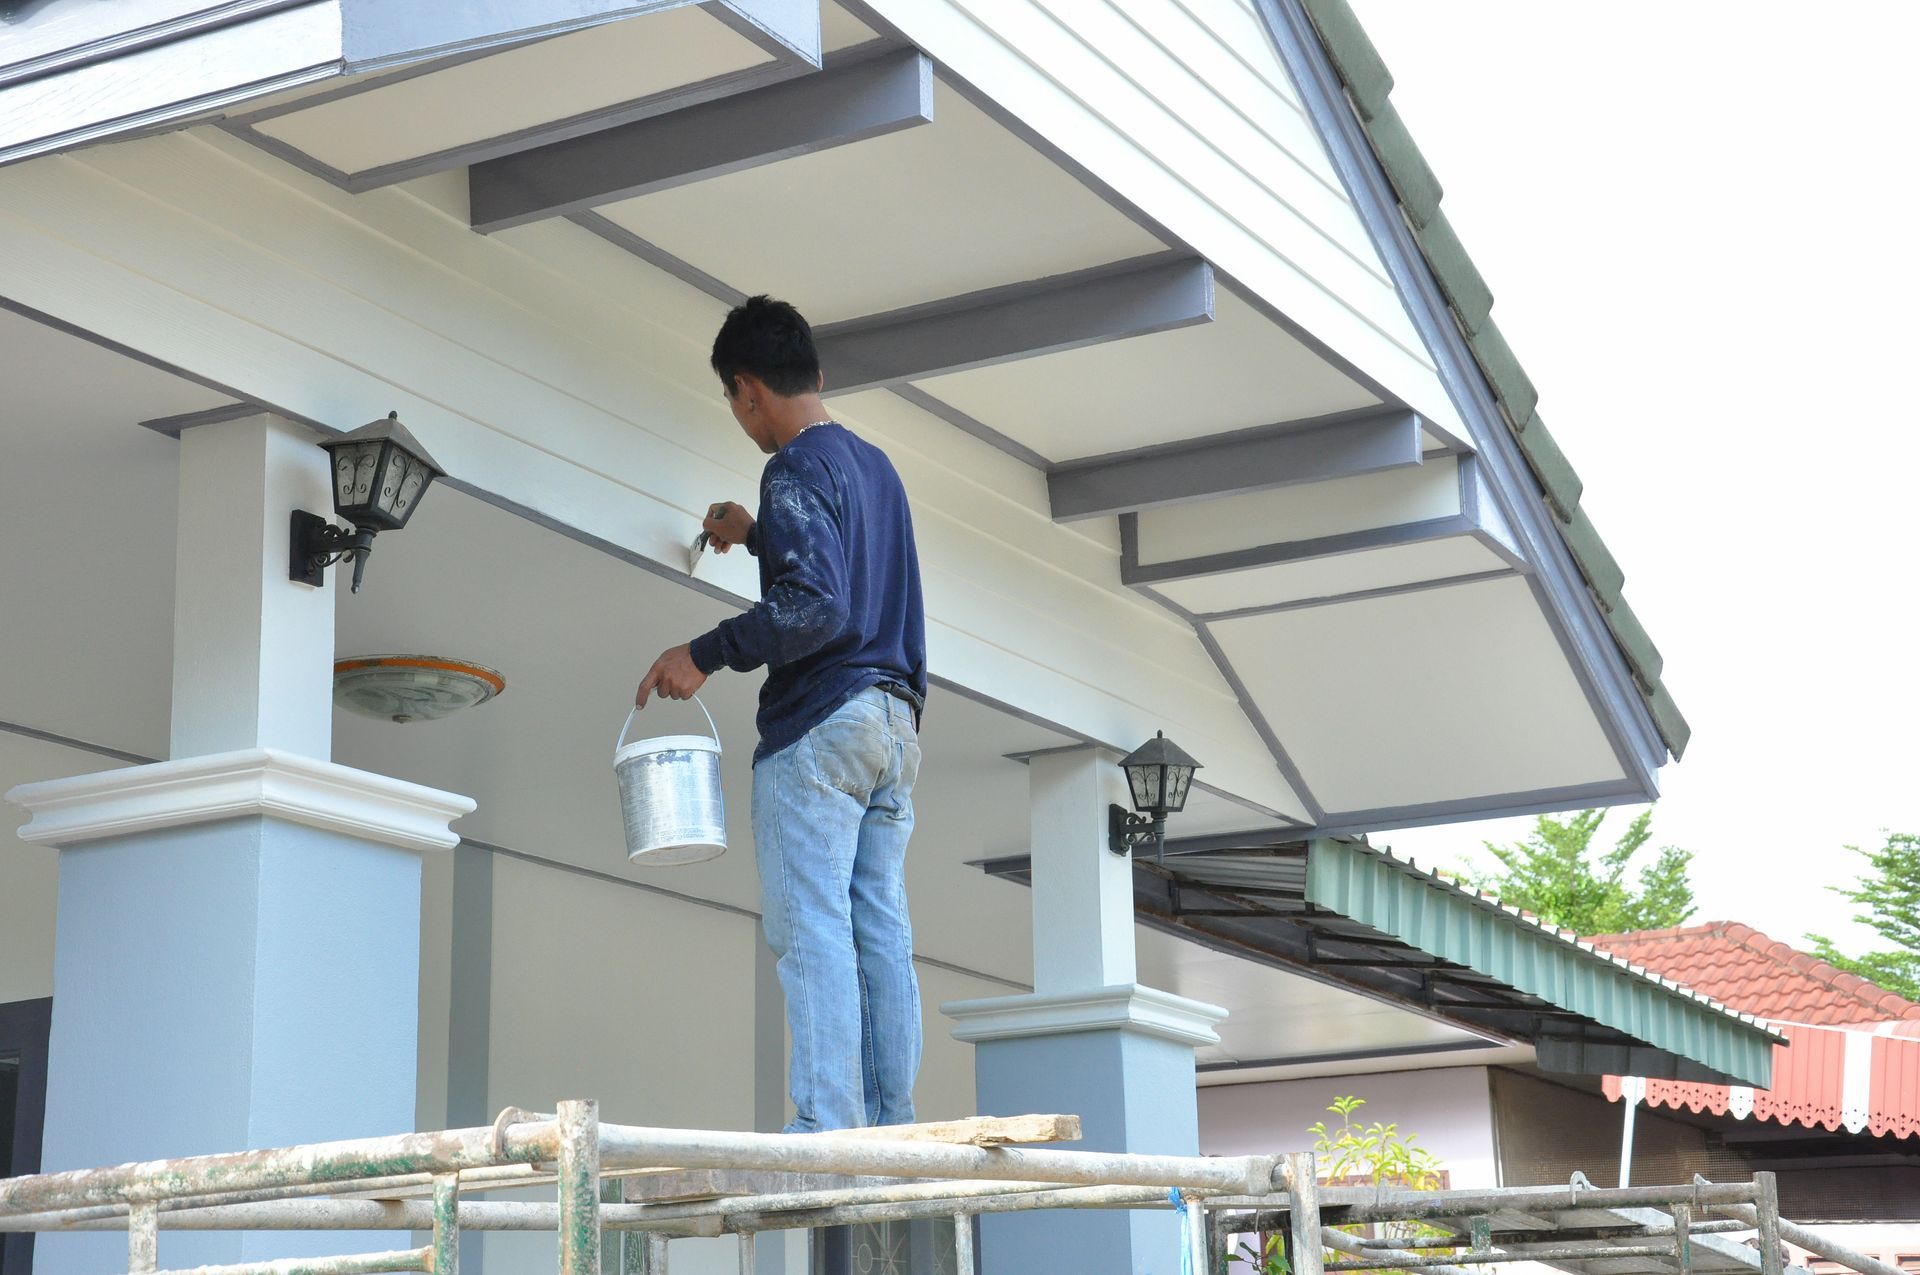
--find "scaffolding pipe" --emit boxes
[1185,1195,1209,1275]
[130,1201,159,1274]
[148,1248,434,1275]
[1324,1242,1698,1270]
[722,1183,1181,1233]
[1320,1224,1476,1275]
[1713,1200,1906,1275]
[0,1126,558,1217]
[0,1201,552,1233]
[598,1123,1281,1194]
[1285,1155,1323,1275]
[556,1102,599,1275]
[0,1101,1891,1275]
[1310,1180,1760,1223]
[620,1175,1084,1223]
[429,1176,458,1275]
[1347,1219,1750,1249]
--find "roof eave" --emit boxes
[1259,0,1690,762]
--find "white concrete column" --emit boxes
[3,410,476,1275]
[170,412,336,759]
[943,745,1227,1274]
[1029,746,1137,993]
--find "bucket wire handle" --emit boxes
[618,692,720,753]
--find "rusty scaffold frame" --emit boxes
[0,1100,1902,1275]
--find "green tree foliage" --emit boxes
[1464,808,1697,935]
[1807,832,1920,1001]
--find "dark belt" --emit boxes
[875,681,922,723]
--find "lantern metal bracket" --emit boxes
[1109,803,1166,859]
[290,510,378,592]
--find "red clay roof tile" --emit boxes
[1583,921,1920,1025]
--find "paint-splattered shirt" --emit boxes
[689,423,926,762]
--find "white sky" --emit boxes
[1342,1,1920,953]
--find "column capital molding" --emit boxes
[6,749,474,854]
[942,983,1228,1048]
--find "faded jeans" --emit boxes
[753,686,922,1132]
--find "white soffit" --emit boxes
[594,80,1167,323]
[1152,535,1507,616]
[914,289,1378,464]
[820,1,879,52]
[252,6,772,176]
[1137,455,1461,566]
[1209,575,1625,813]
[1134,927,1475,1068]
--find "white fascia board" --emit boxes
[0,3,345,166]
[0,128,1308,824]
[854,0,1465,436]
[339,0,820,74]
[0,0,820,168]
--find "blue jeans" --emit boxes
[753,686,922,1131]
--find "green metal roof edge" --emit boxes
[1298,0,1690,759]
[1305,839,1781,1087]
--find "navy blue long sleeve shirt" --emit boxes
[688,423,926,762]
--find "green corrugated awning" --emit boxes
[1305,839,1780,1087]
[979,835,1781,1088]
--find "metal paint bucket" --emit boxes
[613,696,726,866]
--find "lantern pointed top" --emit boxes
[1119,730,1201,772]
[331,410,446,478]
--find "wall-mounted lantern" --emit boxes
[1108,731,1201,860]
[290,412,444,593]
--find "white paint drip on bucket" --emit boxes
[614,696,726,866]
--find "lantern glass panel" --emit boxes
[1166,765,1194,813]
[1130,764,1163,811]
[374,448,407,522]
[332,441,381,511]
[391,452,431,525]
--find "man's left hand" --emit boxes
[636,644,707,708]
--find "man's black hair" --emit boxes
[710,295,821,398]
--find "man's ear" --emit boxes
[816,370,826,394]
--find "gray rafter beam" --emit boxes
[469,45,932,232]
[815,254,1214,396]
[1046,406,1422,522]
[1121,456,1523,587]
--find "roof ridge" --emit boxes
[1585,921,1726,945]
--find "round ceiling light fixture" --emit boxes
[333,655,505,724]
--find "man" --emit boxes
[636,295,927,1132]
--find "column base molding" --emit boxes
[943,983,1227,1048]
[7,748,474,853]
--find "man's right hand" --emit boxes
[703,501,755,553]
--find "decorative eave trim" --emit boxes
[5,749,475,854]
[942,983,1228,1048]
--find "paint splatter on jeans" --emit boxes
[753,686,922,1131]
